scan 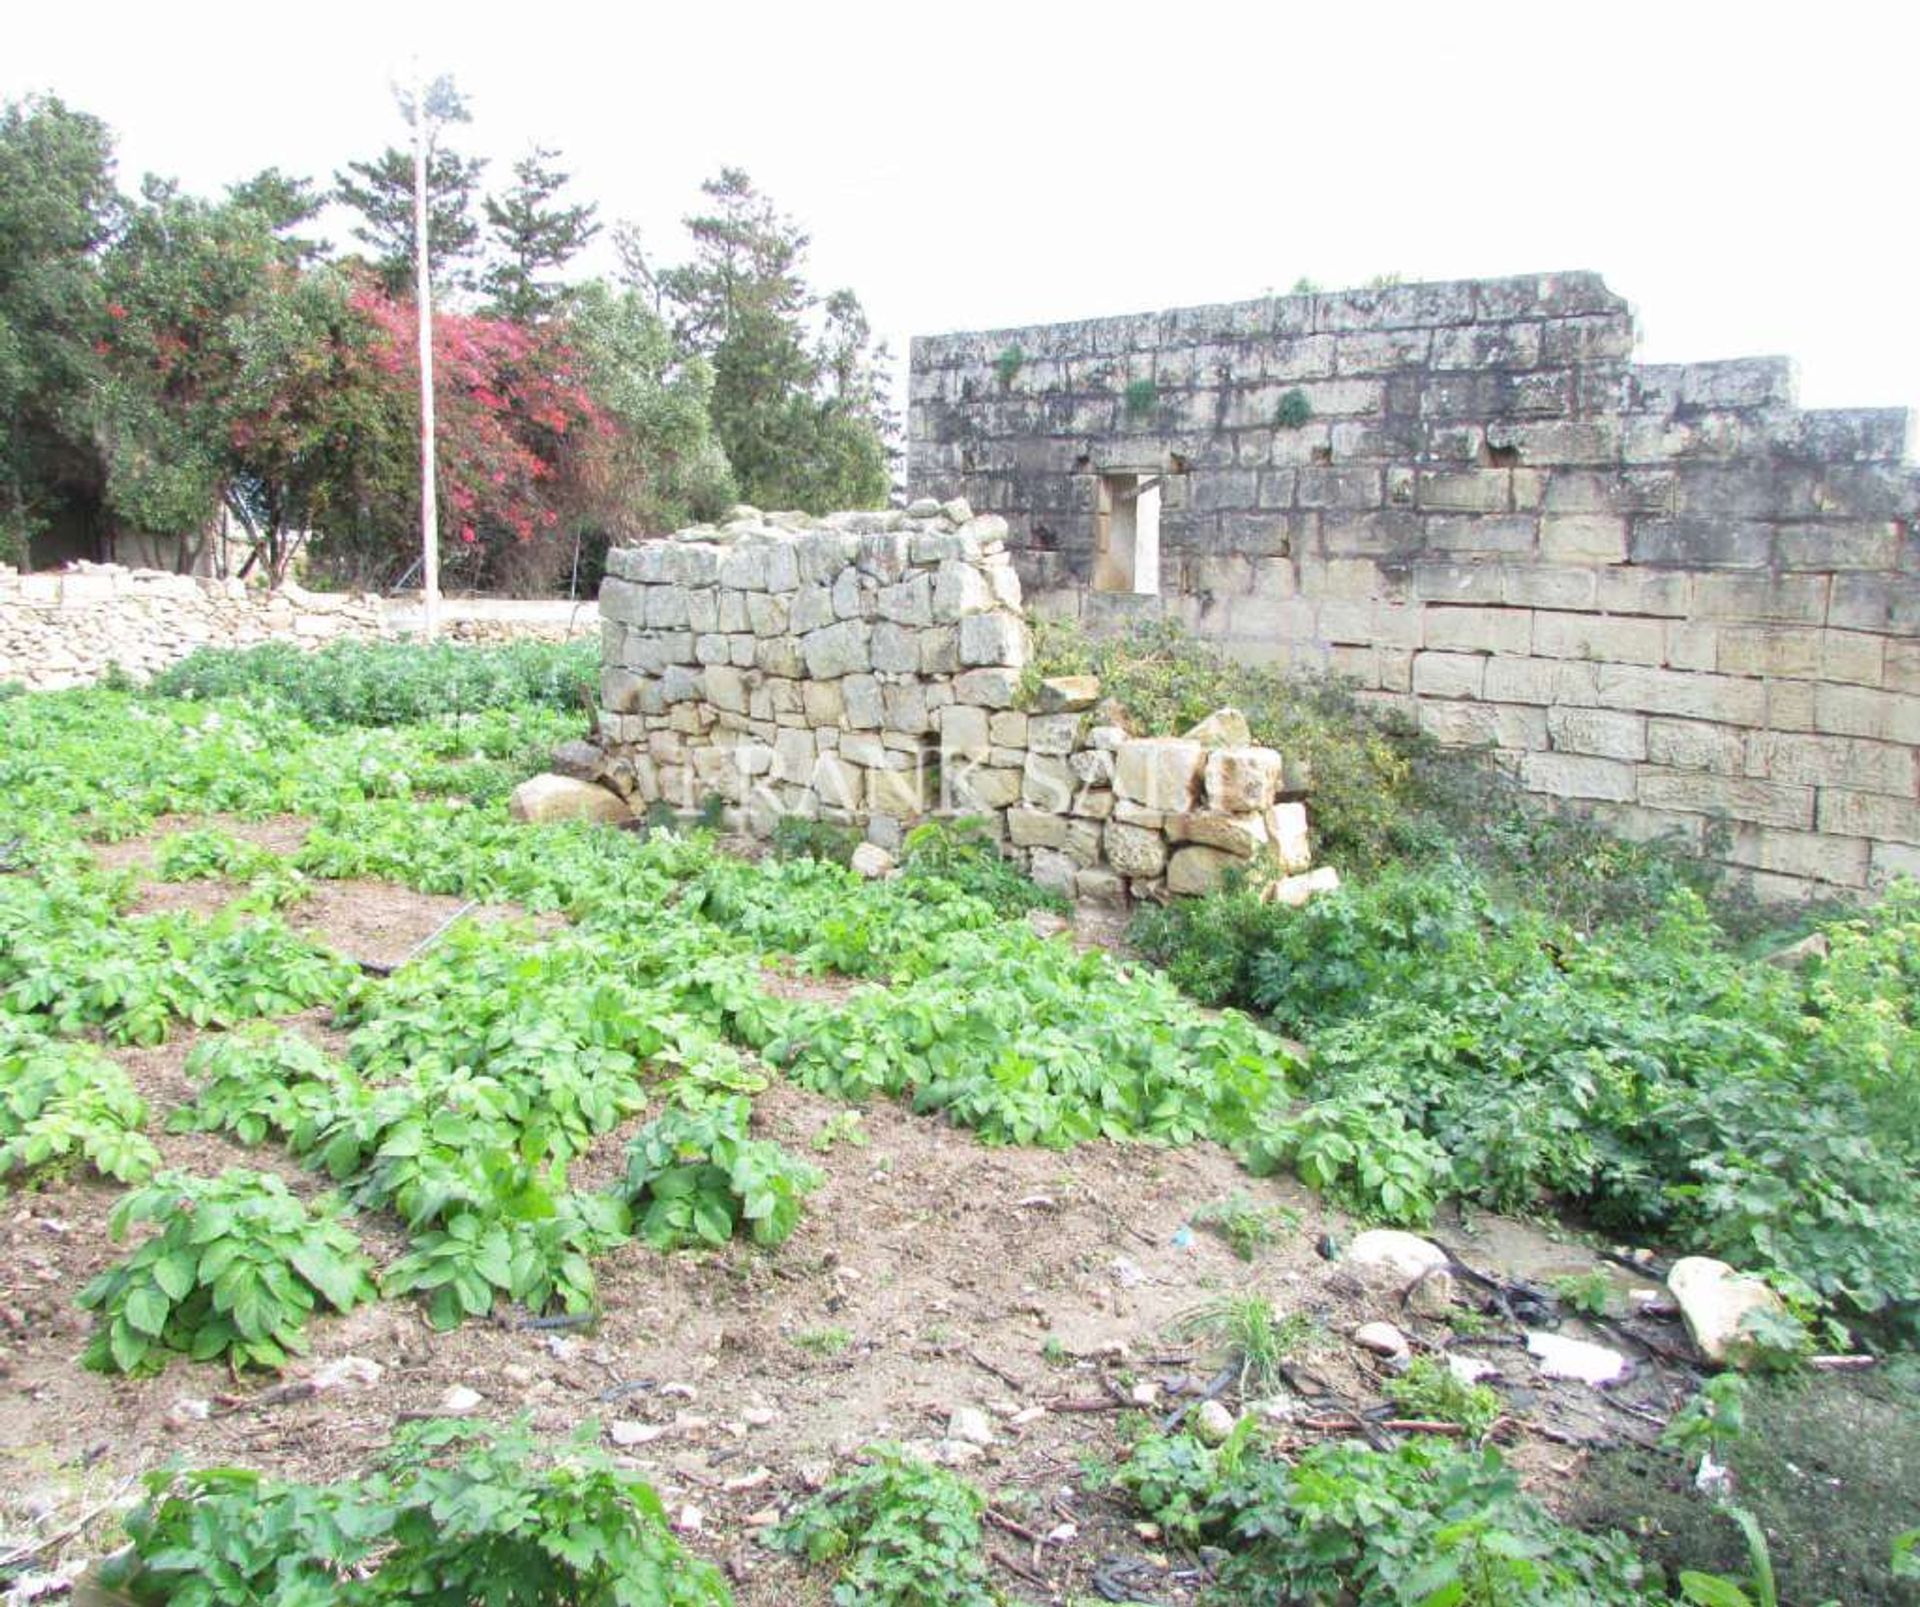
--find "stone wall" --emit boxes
[586,503,1326,904]
[0,567,601,691]
[908,273,1920,899]
[0,564,384,690]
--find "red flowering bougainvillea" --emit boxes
[353,285,612,591]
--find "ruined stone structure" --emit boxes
[907,273,1920,898]
[587,503,1328,904]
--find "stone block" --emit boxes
[1646,718,1744,774]
[1115,738,1206,810]
[1168,811,1267,858]
[802,619,871,679]
[953,667,1021,708]
[1075,867,1127,905]
[1103,822,1168,878]
[1727,825,1870,888]
[1546,706,1647,761]
[704,664,748,714]
[773,728,816,785]
[812,754,864,812]
[1025,712,1078,754]
[1595,665,1767,726]
[1530,610,1666,665]
[1745,731,1914,794]
[508,775,630,825]
[1817,788,1920,846]
[1413,562,1504,605]
[1266,865,1342,908]
[1636,770,1814,829]
[1203,747,1283,813]
[870,621,920,673]
[801,680,845,726]
[1168,844,1240,896]
[958,611,1029,668]
[1268,802,1311,872]
[877,573,933,627]
[884,683,931,735]
[939,703,991,761]
[919,626,960,674]
[950,763,1023,811]
[1417,701,1549,750]
[1521,752,1637,802]
[1596,568,1691,617]
[1422,606,1533,656]
[1008,808,1069,848]
[1412,651,1485,699]
[1501,565,1599,611]
[1480,656,1599,705]
[1812,683,1920,745]
[1022,753,1075,811]
[1073,786,1115,820]
[843,674,884,728]
[1183,708,1253,746]
[789,584,835,633]
[1539,514,1628,562]
[1693,574,1829,625]
[868,765,930,817]
[989,710,1030,747]
[1035,674,1101,713]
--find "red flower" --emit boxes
[460,525,477,545]
[106,302,128,320]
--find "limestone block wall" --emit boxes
[0,563,383,690]
[908,273,1920,899]
[588,503,1321,904]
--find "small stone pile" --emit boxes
[572,500,1335,905]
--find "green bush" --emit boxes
[0,1024,158,1184]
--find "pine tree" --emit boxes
[481,147,599,322]
[658,169,887,513]
[333,76,483,294]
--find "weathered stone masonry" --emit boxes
[907,272,1920,899]
[587,504,1326,904]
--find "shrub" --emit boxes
[620,1095,820,1251]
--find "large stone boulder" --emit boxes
[1183,708,1252,748]
[1668,1257,1789,1366]
[508,774,632,825]
[1114,738,1205,811]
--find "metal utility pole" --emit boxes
[411,64,441,640]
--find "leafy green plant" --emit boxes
[151,827,280,884]
[0,1028,158,1183]
[1173,1294,1310,1396]
[769,814,860,867]
[771,1444,996,1607]
[1553,1268,1614,1318]
[1134,1435,1653,1606]
[1243,1087,1451,1226]
[97,1416,732,1606]
[1385,1355,1502,1440]
[1662,1374,1749,1469]
[810,1109,869,1152]
[620,1096,820,1250]
[994,343,1025,388]
[898,815,1066,917]
[795,1325,851,1357]
[170,1025,355,1147]
[1192,1190,1297,1260]
[1122,377,1158,419]
[1275,387,1313,428]
[78,1169,375,1373]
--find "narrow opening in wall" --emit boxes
[1482,440,1521,466]
[1093,473,1162,594]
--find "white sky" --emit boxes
[10,0,1918,434]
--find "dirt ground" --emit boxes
[0,826,1712,1603]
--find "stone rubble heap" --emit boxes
[581,500,1331,903]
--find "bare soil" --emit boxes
[0,825,1707,1603]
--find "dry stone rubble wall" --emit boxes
[587,502,1324,904]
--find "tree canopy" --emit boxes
[0,89,892,590]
